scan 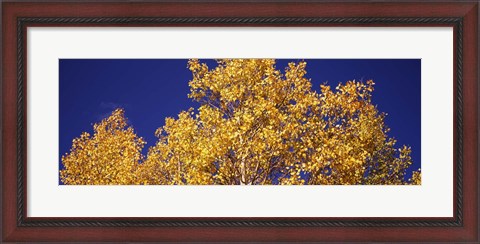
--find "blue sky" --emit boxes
[59,59,421,182]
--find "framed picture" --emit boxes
[2,1,478,242]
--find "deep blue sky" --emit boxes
[59,59,421,182]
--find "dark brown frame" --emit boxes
[2,1,478,242]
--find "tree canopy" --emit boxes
[60,109,145,185]
[60,59,421,185]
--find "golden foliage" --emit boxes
[61,59,421,185]
[409,169,422,185]
[60,109,145,185]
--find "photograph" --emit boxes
[59,59,421,185]
[3,1,477,242]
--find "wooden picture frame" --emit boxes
[2,1,478,242]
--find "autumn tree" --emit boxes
[137,59,421,185]
[61,59,421,185]
[60,108,146,185]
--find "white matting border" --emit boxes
[27,27,453,217]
